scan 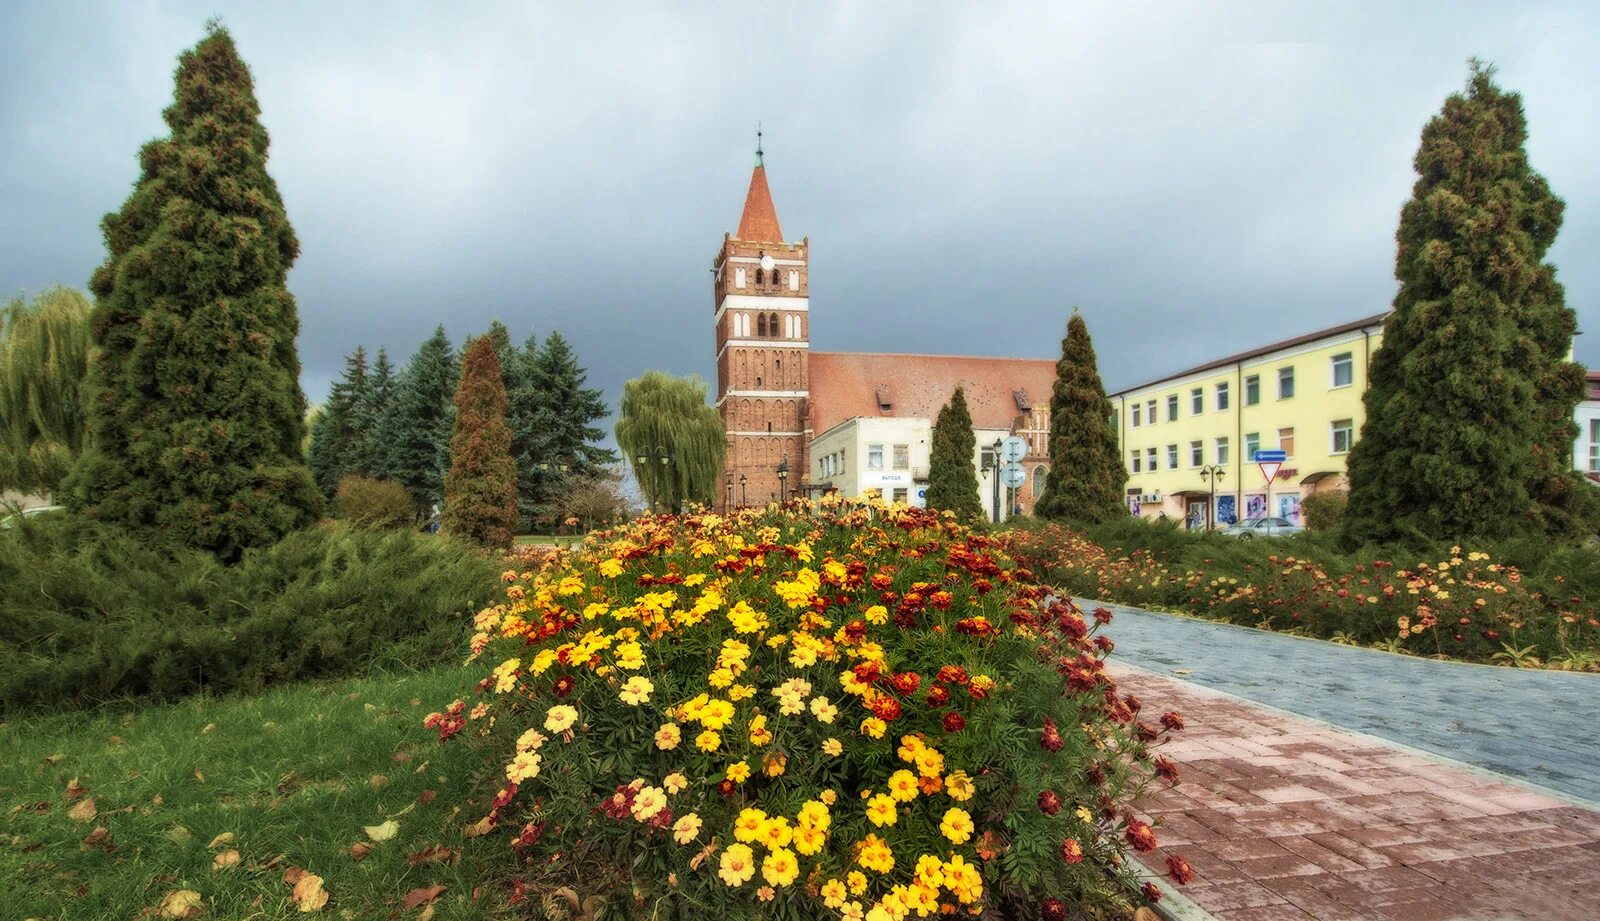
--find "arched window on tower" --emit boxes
[757,314,767,337]
[768,313,779,337]
[1032,466,1047,497]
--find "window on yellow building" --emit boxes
[1216,437,1230,466]
[893,445,909,469]
[1147,400,1157,423]
[1146,447,1158,471]
[1166,444,1178,469]
[1331,352,1354,388]
[1216,381,1230,411]
[1245,432,1260,461]
[1278,427,1295,457]
[1131,450,1141,473]
[1190,441,1203,467]
[1132,404,1141,427]
[1332,419,1354,454]
[1279,366,1295,399]
[1245,375,1260,406]
[1190,388,1203,415]
[1167,394,1178,421]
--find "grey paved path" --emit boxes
[1084,599,1600,805]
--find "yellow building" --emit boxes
[1112,312,1387,528]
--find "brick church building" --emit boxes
[712,145,1055,519]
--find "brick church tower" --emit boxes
[713,138,809,506]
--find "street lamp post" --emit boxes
[725,474,733,514]
[776,458,789,501]
[738,473,747,508]
[635,445,671,513]
[1199,465,1226,530]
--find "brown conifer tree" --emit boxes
[443,336,518,548]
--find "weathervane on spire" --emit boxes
[755,122,764,167]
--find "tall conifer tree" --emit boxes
[308,346,368,496]
[925,386,985,523]
[65,24,320,556]
[378,326,459,512]
[526,332,617,517]
[1344,62,1598,543]
[1035,310,1127,522]
[349,346,395,477]
[443,336,517,548]
[506,332,542,528]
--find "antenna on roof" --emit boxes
[755,122,764,167]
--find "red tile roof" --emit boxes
[1586,369,1600,402]
[809,351,1057,435]
[736,165,783,243]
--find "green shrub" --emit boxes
[0,516,502,711]
[1300,491,1348,532]
[333,474,417,530]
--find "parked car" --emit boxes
[1218,516,1304,539]
[0,504,66,529]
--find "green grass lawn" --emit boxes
[0,665,516,920]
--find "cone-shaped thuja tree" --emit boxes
[1344,61,1599,544]
[926,386,985,523]
[64,24,320,556]
[1034,310,1127,522]
[442,336,518,548]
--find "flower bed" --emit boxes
[428,500,1187,919]
[1008,522,1600,669]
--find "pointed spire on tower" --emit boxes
[737,127,783,243]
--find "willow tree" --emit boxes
[0,287,92,495]
[64,24,320,557]
[615,371,724,513]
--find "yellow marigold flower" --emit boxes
[943,854,982,903]
[700,699,737,730]
[663,772,688,794]
[777,692,806,716]
[905,881,938,915]
[1076,805,1095,824]
[798,799,831,829]
[944,770,975,801]
[544,705,579,733]
[839,670,868,696]
[793,823,826,856]
[764,752,787,777]
[654,722,681,750]
[684,572,707,587]
[492,658,521,694]
[695,729,721,752]
[865,794,898,827]
[505,751,541,783]
[913,854,944,888]
[896,735,925,762]
[516,728,547,752]
[598,558,624,578]
[614,642,645,671]
[857,834,894,873]
[822,737,844,756]
[761,846,799,886]
[619,676,654,705]
[728,683,756,702]
[864,605,888,625]
[727,761,752,783]
[887,769,919,802]
[809,696,838,723]
[846,870,868,895]
[820,789,838,806]
[940,807,974,844]
[673,812,702,844]
[631,785,667,822]
[718,843,756,887]
[821,879,848,909]
[734,808,768,843]
[759,816,793,849]
[859,717,887,739]
[529,648,557,675]
[914,747,945,778]
[970,675,995,694]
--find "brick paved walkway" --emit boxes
[1113,665,1600,921]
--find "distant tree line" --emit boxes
[308,322,615,530]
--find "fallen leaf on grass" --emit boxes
[67,797,97,823]
[65,778,90,800]
[283,866,307,886]
[369,774,388,790]
[201,723,216,734]
[206,832,234,849]
[417,906,435,921]
[79,827,113,852]
[212,849,241,870]
[406,845,458,866]
[44,753,65,764]
[193,769,205,784]
[416,790,435,805]
[108,735,125,747]
[350,842,373,861]
[156,889,203,918]
[393,751,413,763]
[291,874,328,912]
[363,819,399,842]
[461,816,492,838]
[402,885,446,909]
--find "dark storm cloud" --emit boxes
[2,2,1597,420]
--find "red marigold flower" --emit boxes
[926,685,950,707]
[943,711,966,733]
[853,662,883,684]
[1141,882,1163,903]
[869,696,903,721]
[1167,854,1195,885]
[1042,897,1066,921]
[844,620,868,641]
[1037,790,1061,815]
[1093,606,1113,624]
[1125,694,1142,713]
[513,819,547,848]
[890,671,922,695]
[1160,711,1185,732]
[1041,717,1063,752]
[716,779,736,797]
[937,665,969,685]
[1125,819,1157,852]
[552,675,575,698]
[1154,755,1180,783]
[1059,838,1084,864]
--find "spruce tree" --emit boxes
[1034,310,1127,522]
[64,24,320,557]
[1344,61,1598,543]
[443,335,518,548]
[349,346,395,477]
[526,332,617,514]
[505,332,542,528]
[378,326,459,513]
[308,346,368,497]
[925,386,985,523]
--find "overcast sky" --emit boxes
[3,2,1597,422]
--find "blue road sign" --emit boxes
[1252,449,1287,463]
